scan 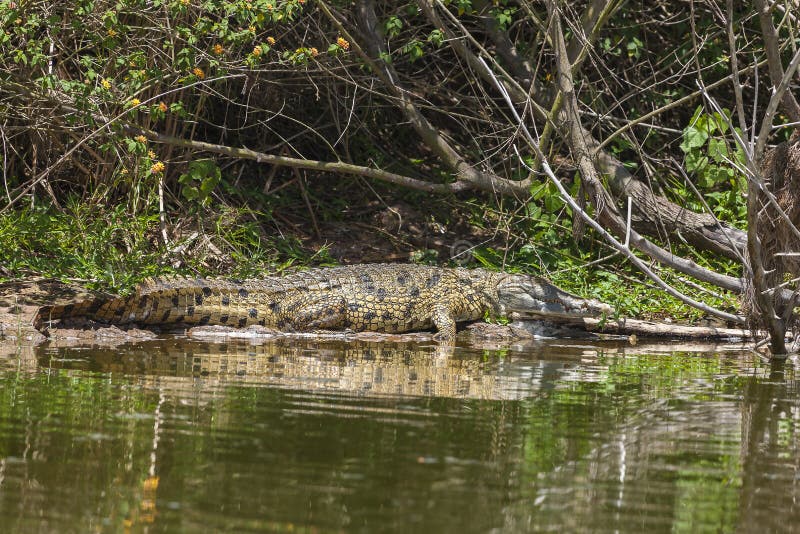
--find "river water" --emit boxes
[0,337,797,532]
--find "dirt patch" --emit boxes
[306,200,497,264]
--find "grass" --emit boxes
[0,198,302,294]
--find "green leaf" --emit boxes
[688,105,704,125]
[428,29,444,47]
[707,138,728,163]
[179,159,221,204]
[680,126,708,152]
[526,202,542,219]
[181,186,199,201]
[684,150,708,174]
[384,15,402,38]
[711,111,730,134]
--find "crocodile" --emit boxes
[32,264,612,341]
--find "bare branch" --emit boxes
[316,0,529,197]
[534,1,744,321]
[755,0,800,122]
[121,123,466,194]
[434,1,748,260]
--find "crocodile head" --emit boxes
[494,273,613,319]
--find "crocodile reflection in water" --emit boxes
[35,338,600,401]
[32,264,612,341]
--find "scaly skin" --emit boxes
[33,264,612,341]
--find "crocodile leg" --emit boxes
[289,296,349,330]
[431,304,457,342]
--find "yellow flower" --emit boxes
[266,36,275,46]
[336,37,350,50]
[101,78,111,90]
[130,98,141,106]
[158,102,168,113]
[120,168,129,175]
[179,0,189,5]
[192,67,205,79]
[107,28,117,37]
[265,3,273,10]
[248,26,256,34]
[252,45,262,57]
[134,135,147,143]
[151,161,165,174]
[212,43,224,55]
[310,47,318,57]
[148,150,157,159]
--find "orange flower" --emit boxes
[310,47,318,57]
[336,37,350,50]
[158,102,168,113]
[151,161,165,174]
[192,67,205,79]
[252,45,262,57]
[212,43,224,55]
[134,135,147,143]
[266,36,275,46]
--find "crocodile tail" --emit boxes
[32,276,231,331]
[87,276,229,325]
[33,295,114,331]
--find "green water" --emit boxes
[0,338,797,532]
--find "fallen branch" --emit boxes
[583,317,751,340]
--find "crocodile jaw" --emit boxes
[496,275,613,319]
